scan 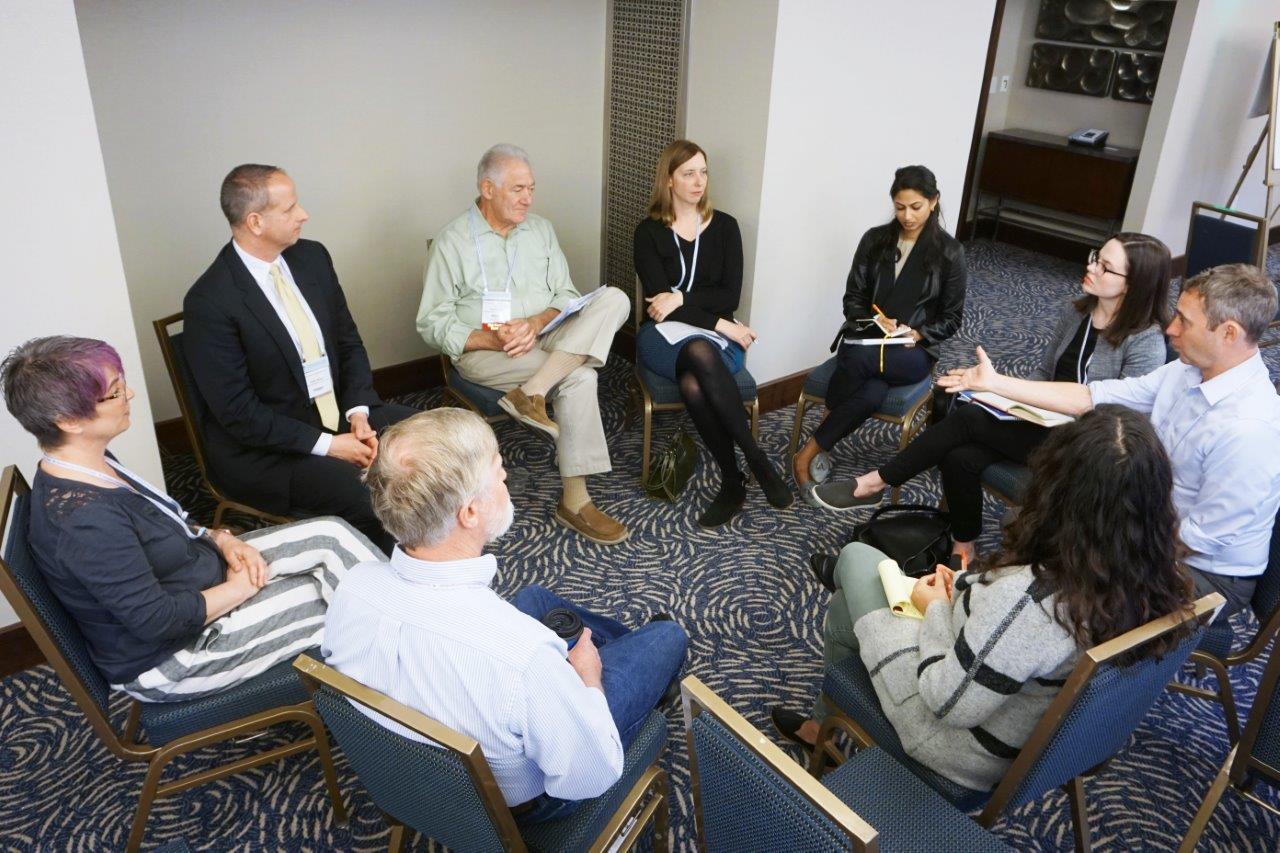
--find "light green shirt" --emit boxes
[417,203,580,359]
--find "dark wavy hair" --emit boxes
[984,405,1194,664]
[869,165,947,275]
[1074,232,1172,347]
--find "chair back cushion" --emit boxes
[1,482,112,713]
[313,687,505,853]
[690,711,855,852]
[1253,503,1280,622]
[1004,625,1205,809]
[1186,213,1261,279]
[166,328,213,442]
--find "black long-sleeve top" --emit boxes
[633,212,743,330]
[27,467,223,683]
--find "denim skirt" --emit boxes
[635,321,745,381]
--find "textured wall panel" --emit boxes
[603,0,687,309]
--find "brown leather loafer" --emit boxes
[554,502,629,545]
[498,388,559,440]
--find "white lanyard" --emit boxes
[671,220,704,292]
[42,455,206,540]
[1077,322,1095,383]
[469,207,519,294]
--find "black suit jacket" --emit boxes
[182,239,382,512]
[835,223,966,360]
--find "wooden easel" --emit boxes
[1226,21,1280,230]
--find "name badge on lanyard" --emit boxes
[302,354,334,399]
[471,208,518,329]
[671,220,704,292]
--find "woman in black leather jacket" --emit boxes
[795,165,966,507]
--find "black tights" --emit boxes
[676,339,769,482]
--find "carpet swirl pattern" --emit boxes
[2,239,1279,850]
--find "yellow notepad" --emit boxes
[878,559,923,620]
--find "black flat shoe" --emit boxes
[758,468,795,509]
[698,480,747,528]
[771,707,815,748]
[809,553,837,592]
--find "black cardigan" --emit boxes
[836,223,966,359]
[633,212,743,330]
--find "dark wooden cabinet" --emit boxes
[977,129,1140,237]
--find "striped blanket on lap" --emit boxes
[119,517,381,702]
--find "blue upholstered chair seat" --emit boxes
[520,710,668,852]
[446,362,505,418]
[980,460,1031,503]
[138,651,319,745]
[825,747,1013,852]
[636,362,757,406]
[823,655,990,810]
[802,356,932,419]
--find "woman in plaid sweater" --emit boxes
[773,405,1197,791]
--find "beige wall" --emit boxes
[685,0,780,323]
[1128,0,1279,254]
[75,0,608,421]
[0,1,163,629]
[744,0,997,384]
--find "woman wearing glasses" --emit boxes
[814,233,1171,570]
[2,336,381,702]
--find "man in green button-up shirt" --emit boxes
[417,144,632,545]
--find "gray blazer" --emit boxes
[1030,302,1166,382]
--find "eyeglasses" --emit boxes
[97,378,127,403]
[1087,249,1127,278]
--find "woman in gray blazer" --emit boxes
[824,232,1172,565]
[773,406,1195,791]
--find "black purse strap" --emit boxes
[865,503,950,524]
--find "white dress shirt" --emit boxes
[231,240,367,456]
[1089,352,1280,577]
[321,548,624,805]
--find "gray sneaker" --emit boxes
[809,451,833,484]
[810,480,883,512]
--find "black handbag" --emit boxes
[850,504,952,577]
[643,429,697,502]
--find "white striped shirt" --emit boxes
[321,548,623,805]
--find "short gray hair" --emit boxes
[363,409,500,549]
[220,163,283,226]
[1183,263,1279,344]
[476,144,531,189]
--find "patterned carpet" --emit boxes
[3,238,1280,850]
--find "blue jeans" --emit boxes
[509,585,688,824]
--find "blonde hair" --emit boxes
[646,139,712,225]
[362,409,499,549]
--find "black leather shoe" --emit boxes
[809,553,837,592]
[771,707,815,748]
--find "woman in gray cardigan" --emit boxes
[773,405,1195,791]
[824,232,1172,565]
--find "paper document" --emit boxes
[873,316,914,337]
[878,559,923,620]
[961,391,1074,427]
[538,288,606,337]
[655,321,729,349]
[842,336,915,347]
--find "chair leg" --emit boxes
[749,399,760,440]
[303,709,348,824]
[653,770,671,853]
[641,401,654,484]
[1064,776,1091,853]
[1203,656,1240,745]
[1179,746,1236,853]
[787,398,809,466]
[386,823,406,853]
[126,756,169,852]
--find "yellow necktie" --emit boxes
[270,263,339,431]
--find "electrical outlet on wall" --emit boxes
[999,75,1010,92]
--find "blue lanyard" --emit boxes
[671,220,704,292]
[469,207,519,294]
[41,455,206,540]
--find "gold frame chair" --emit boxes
[810,593,1223,853]
[629,282,759,483]
[153,312,292,528]
[293,655,670,853]
[785,366,933,504]
[0,466,344,852]
[681,675,879,852]
[1179,627,1280,852]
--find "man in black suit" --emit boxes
[183,164,416,553]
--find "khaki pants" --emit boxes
[457,286,630,477]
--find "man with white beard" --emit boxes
[322,408,687,823]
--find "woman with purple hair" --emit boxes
[1,336,381,702]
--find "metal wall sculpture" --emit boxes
[602,0,687,306]
[1027,0,1173,104]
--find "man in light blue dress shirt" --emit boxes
[939,264,1280,617]
[322,408,687,823]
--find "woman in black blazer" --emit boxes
[794,165,966,509]
[634,139,791,527]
